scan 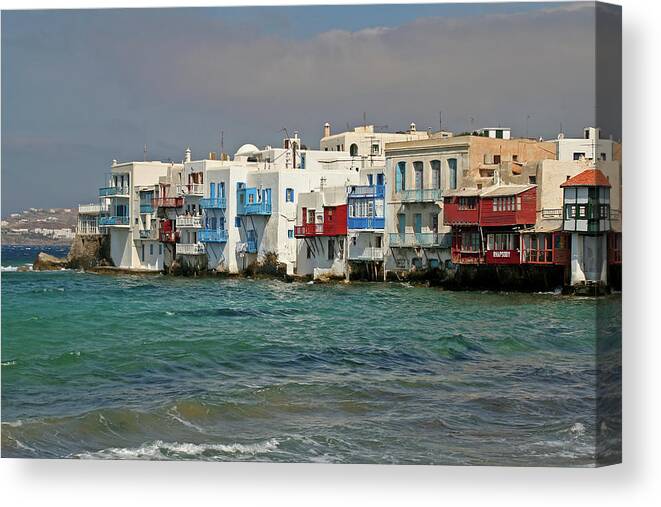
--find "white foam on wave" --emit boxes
[73,438,280,460]
[1,265,19,272]
[167,406,206,433]
[165,311,175,316]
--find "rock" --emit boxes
[66,234,111,269]
[33,252,68,271]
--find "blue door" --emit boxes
[396,162,406,192]
[414,213,422,234]
[377,173,385,186]
[210,182,216,199]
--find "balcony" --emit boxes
[159,230,179,243]
[541,208,563,219]
[177,243,206,256]
[99,216,130,226]
[347,216,385,230]
[175,215,203,228]
[152,197,184,208]
[140,204,154,214]
[238,201,272,215]
[200,197,227,209]
[138,229,158,240]
[176,184,204,196]
[99,186,129,197]
[78,203,105,214]
[348,184,385,198]
[294,221,347,237]
[199,229,229,243]
[399,188,442,203]
[348,245,384,261]
[389,233,451,248]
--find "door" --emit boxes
[414,213,422,234]
[377,173,385,186]
[210,182,216,200]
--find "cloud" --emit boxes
[1,3,616,214]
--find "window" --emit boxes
[349,144,358,156]
[495,129,503,139]
[376,173,385,186]
[513,154,519,162]
[159,244,163,255]
[300,153,306,169]
[448,159,457,189]
[431,160,441,189]
[285,188,295,202]
[459,197,476,210]
[492,196,517,212]
[573,152,585,161]
[396,162,406,192]
[141,244,145,261]
[288,229,294,239]
[529,175,537,184]
[413,161,424,190]
[600,152,607,161]
[371,143,380,155]
[487,233,519,251]
[150,243,154,256]
[328,238,335,260]
[307,245,312,259]
[493,154,501,164]
[460,231,481,252]
[338,238,344,259]
[235,217,241,227]
[523,233,552,263]
[375,235,382,248]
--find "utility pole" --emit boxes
[439,111,442,133]
[143,144,147,161]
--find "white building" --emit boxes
[554,127,620,162]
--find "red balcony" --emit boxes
[153,197,183,208]
[479,186,536,227]
[450,228,484,265]
[443,195,480,226]
[295,205,348,237]
[158,219,179,243]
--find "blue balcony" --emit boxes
[200,196,227,209]
[140,204,154,214]
[99,186,129,197]
[348,184,385,198]
[100,216,129,226]
[347,216,385,230]
[199,229,229,243]
[238,201,272,215]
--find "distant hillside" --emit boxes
[1,207,77,246]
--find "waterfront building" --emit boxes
[294,186,349,279]
[383,131,556,274]
[554,127,621,162]
[100,160,182,271]
[77,202,108,236]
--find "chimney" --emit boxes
[323,122,331,138]
[409,122,416,133]
[184,147,191,163]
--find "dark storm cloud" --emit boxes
[1,3,612,213]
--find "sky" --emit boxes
[1,2,621,214]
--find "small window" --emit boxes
[600,152,607,161]
[285,188,295,202]
[349,144,358,156]
[529,175,536,184]
[150,243,154,256]
[235,217,241,227]
[159,244,163,255]
[513,154,519,162]
[327,238,335,260]
[288,229,294,239]
[573,152,585,161]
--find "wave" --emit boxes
[72,438,279,460]
[1,265,19,272]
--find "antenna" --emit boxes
[439,111,442,132]
[220,130,224,159]
[143,144,147,161]
[526,114,532,138]
[363,112,367,128]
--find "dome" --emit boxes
[235,144,259,157]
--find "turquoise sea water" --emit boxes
[1,245,621,465]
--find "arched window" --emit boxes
[431,160,442,190]
[448,158,458,190]
[349,143,359,157]
[413,161,424,190]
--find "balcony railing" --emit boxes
[78,203,105,214]
[348,184,385,198]
[200,197,227,209]
[238,201,272,215]
[140,204,154,214]
[139,229,158,240]
[348,246,384,261]
[389,232,451,248]
[99,216,130,226]
[198,229,229,243]
[399,188,443,203]
[175,215,203,228]
[99,186,130,197]
[177,243,206,255]
[159,230,179,243]
[541,208,563,219]
[152,197,183,208]
[347,216,385,230]
[176,184,204,196]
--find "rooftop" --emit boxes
[560,169,611,188]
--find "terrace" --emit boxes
[388,233,450,248]
[200,196,227,209]
[198,229,229,243]
[99,186,130,197]
[177,243,206,255]
[99,216,129,227]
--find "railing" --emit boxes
[152,197,183,208]
[238,201,272,215]
[541,208,563,219]
[389,233,451,248]
[200,197,227,209]
[99,216,130,226]
[176,184,204,196]
[348,246,384,261]
[99,186,130,197]
[177,243,206,255]
[140,204,154,214]
[175,215,203,228]
[198,229,229,243]
[399,188,443,203]
[294,223,324,237]
[348,184,385,198]
[347,216,385,230]
[139,229,158,240]
[78,203,106,214]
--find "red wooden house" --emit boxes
[443,189,483,264]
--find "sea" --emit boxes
[1,245,621,465]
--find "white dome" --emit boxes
[235,144,259,157]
